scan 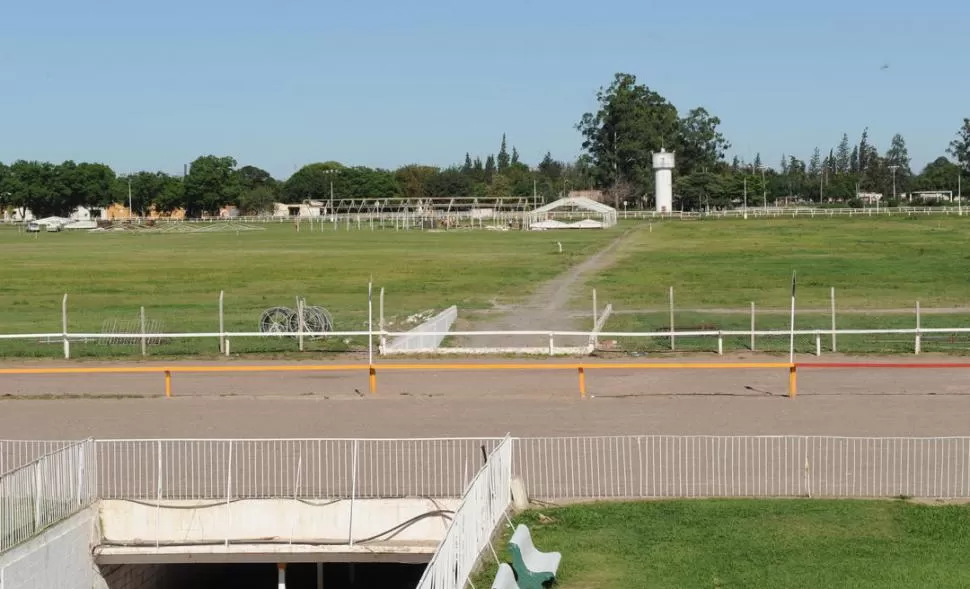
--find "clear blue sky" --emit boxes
[1,0,966,179]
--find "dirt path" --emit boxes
[467,228,641,348]
[565,307,970,317]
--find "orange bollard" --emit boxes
[788,365,797,398]
[369,366,377,394]
[578,366,587,398]
[164,370,172,398]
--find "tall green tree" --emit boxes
[948,118,970,173]
[836,134,851,174]
[497,134,510,172]
[577,73,681,205]
[678,107,731,176]
[183,155,240,216]
[281,162,343,203]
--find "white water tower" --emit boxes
[652,149,675,212]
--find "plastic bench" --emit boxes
[492,563,521,589]
[508,524,561,589]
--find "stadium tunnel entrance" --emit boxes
[100,562,427,589]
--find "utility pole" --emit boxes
[322,169,340,217]
[889,165,899,202]
[743,177,748,219]
[758,165,768,212]
[127,175,133,219]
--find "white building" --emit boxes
[273,201,325,218]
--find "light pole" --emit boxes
[322,169,340,219]
[889,165,899,203]
[742,177,748,219]
[758,165,768,212]
[127,175,133,219]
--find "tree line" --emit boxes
[2,72,969,217]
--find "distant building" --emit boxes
[273,201,325,218]
[857,192,883,205]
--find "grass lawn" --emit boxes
[589,217,970,355]
[476,499,970,588]
[0,223,618,357]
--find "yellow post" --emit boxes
[164,370,172,398]
[788,365,797,398]
[369,366,377,394]
[578,366,587,398]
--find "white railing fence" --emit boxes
[0,439,97,554]
[95,438,501,500]
[515,436,970,500]
[415,435,513,589]
[0,440,75,476]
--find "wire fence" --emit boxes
[415,436,513,589]
[0,439,97,554]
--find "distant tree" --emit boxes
[237,186,277,215]
[484,155,496,183]
[497,134,510,172]
[183,155,240,216]
[281,162,343,203]
[577,73,682,203]
[510,146,520,166]
[678,107,731,176]
[426,167,473,197]
[394,165,439,199]
[809,148,822,177]
[236,165,276,192]
[947,118,970,173]
[915,157,961,193]
[462,153,473,174]
[836,134,851,174]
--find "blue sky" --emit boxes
[1,0,966,179]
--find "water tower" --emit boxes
[652,149,675,213]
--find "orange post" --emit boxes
[164,370,172,398]
[369,366,377,394]
[788,365,797,398]
[578,366,587,398]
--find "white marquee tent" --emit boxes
[526,197,618,230]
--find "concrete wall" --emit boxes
[0,508,102,589]
[100,498,459,546]
[98,564,193,589]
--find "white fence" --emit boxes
[0,441,75,476]
[50,436,970,502]
[415,436,513,589]
[95,438,501,500]
[0,439,97,554]
[515,436,970,500]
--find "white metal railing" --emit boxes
[0,439,97,554]
[95,438,501,500]
[0,441,75,476]
[415,435,513,589]
[4,326,970,358]
[515,436,970,500]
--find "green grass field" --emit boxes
[3,215,970,358]
[476,499,970,588]
[589,217,970,354]
[0,223,618,357]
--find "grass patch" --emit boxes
[476,499,970,588]
[0,224,618,358]
[588,217,970,309]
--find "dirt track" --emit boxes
[1,354,969,440]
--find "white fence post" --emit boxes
[225,441,233,549]
[297,297,305,352]
[669,286,675,351]
[62,293,70,359]
[592,289,598,330]
[349,440,358,546]
[717,332,723,355]
[815,331,821,356]
[548,333,555,356]
[831,287,837,352]
[750,302,756,351]
[219,290,225,354]
[140,306,147,357]
[379,287,386,353]
[915,301,921,355]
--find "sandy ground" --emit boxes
[1,354,969,440]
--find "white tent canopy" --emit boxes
[526,197,618,230]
